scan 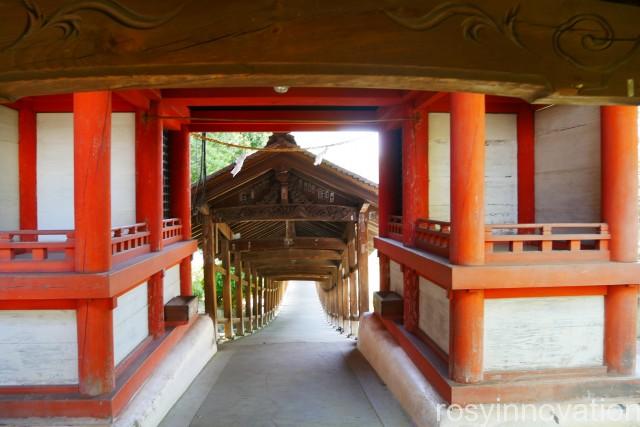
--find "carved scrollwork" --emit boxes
[384,2,523,47]
[384,1,640,75]
[4,0,182,51]
[553,13,640,73]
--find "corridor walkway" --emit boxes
[160,281,413,427]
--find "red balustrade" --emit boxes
[388,215,403,240]
[111,223,150,263]
[162,218,183,245]
[415,219,451,258]
[484,223,610,263]
[0,230,75,272]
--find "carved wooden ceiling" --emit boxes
[0,1,639,104]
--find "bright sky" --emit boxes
[291,131,379,184]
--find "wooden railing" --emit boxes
[415,219,451,258]
[484,223,610,263]
[388,215,403,240]
[162,218,183,245]
[0,230,75,272]
[111,223,150,263]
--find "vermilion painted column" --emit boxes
[18,104,37,232]
[148,272,164,337]
[449,92,485,266]
[402,107,428,246]
[77,298,115,396]
[74,91,112,272]
[517,105,535,224]
[601,106,638,262]
[378,130,392,238]
[601,105,639,375]
[170,129,193,296]
[449,93,485,384]
[136,103,163,252]
[450,289,484,383]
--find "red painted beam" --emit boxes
[160,87,405,107]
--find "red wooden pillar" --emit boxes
[18,103,37,232]
[170,128,193,296]
[378,130,392,238]
[74,91,112,272]
[136,103,163,252]
[449,93,485,384]
[449,92,485,266]
[77,299,115,396]
[517,105,535,224]
[601,105,639,375]
[402,107,428,246]
[402,267,419,333]
[148,272,165,337]
[74,92,114,396]
[450,289,484,383]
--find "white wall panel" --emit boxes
[37,113,74,234]
[113,282,149,365]
[535,106,601,222]
[428,113,518,224]
[389,260,403,296]
[111,113,136,227]
[418,277,449,354]
[164,264,181,304]
[0,106,19,229]
[484,296,604,371]
[0,310,78,385]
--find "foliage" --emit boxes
[190,132,270,183]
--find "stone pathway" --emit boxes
[160,281,413,427]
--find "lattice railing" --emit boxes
[0,230,75,272]
[415,219,451,258]
[111,223,150,263]
[162,218,182,245]
[388,215,403,240]
[484,223,610,263]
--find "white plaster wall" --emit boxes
[390,260,403,296]
[37,113,74,234]
[0,310,78,385]
[113,282,149,365]
[483,296,604,371]
[418,277,449,354]
[111,113,136,227]
[0,106,19,230]
[36,112,136,233]
[535,105,601,222]
[164,264,181,304]
[428,113,518,224]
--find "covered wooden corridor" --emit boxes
[160,281,412,427]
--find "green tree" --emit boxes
[190,132,270,183]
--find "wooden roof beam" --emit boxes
[229,237,346,252]
[213,204,358,223]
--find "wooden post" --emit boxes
[77,299,115,396]
[347,224,358,334]
[148,271,164,337]
[450,289,484,384]
[18,103,37,233]
[252,267,259,329]
[245,261,253,333]
[74,91,112,273]
[136,103,163,252]
[234,252,245,335]
[449,92,485,266]
[379,253,390,293]
[517,105,535,224]
[357,205,370,314]
[602,106,639,374]
[402,106,428,246]
[257,276,264,327]
[221,238,233,339]
[341,252,349,331]
[203,219,218,337]
[403,267,419,333]
[601,106,638,262]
